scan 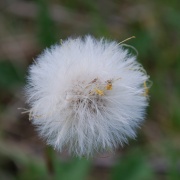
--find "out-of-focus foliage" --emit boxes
[0,0,180,179]
[0,61,24,90]
[112,149,154,180]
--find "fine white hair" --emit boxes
[25,35,150,157]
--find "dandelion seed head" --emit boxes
[25,35,150,157]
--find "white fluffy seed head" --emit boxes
[25,35,150,157]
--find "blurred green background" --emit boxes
[0,0,180,179]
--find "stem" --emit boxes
[44,146,54,176]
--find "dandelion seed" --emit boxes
[95,88,104,96]
[106,80,113,90]
[25,35,150,157]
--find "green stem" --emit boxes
[44,146,54,176]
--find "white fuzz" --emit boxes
[25,35,150,157]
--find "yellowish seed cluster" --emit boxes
[92,79,113,96]
[143,81,149,96]
[106,80,113,90]
[95,89,104,96]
